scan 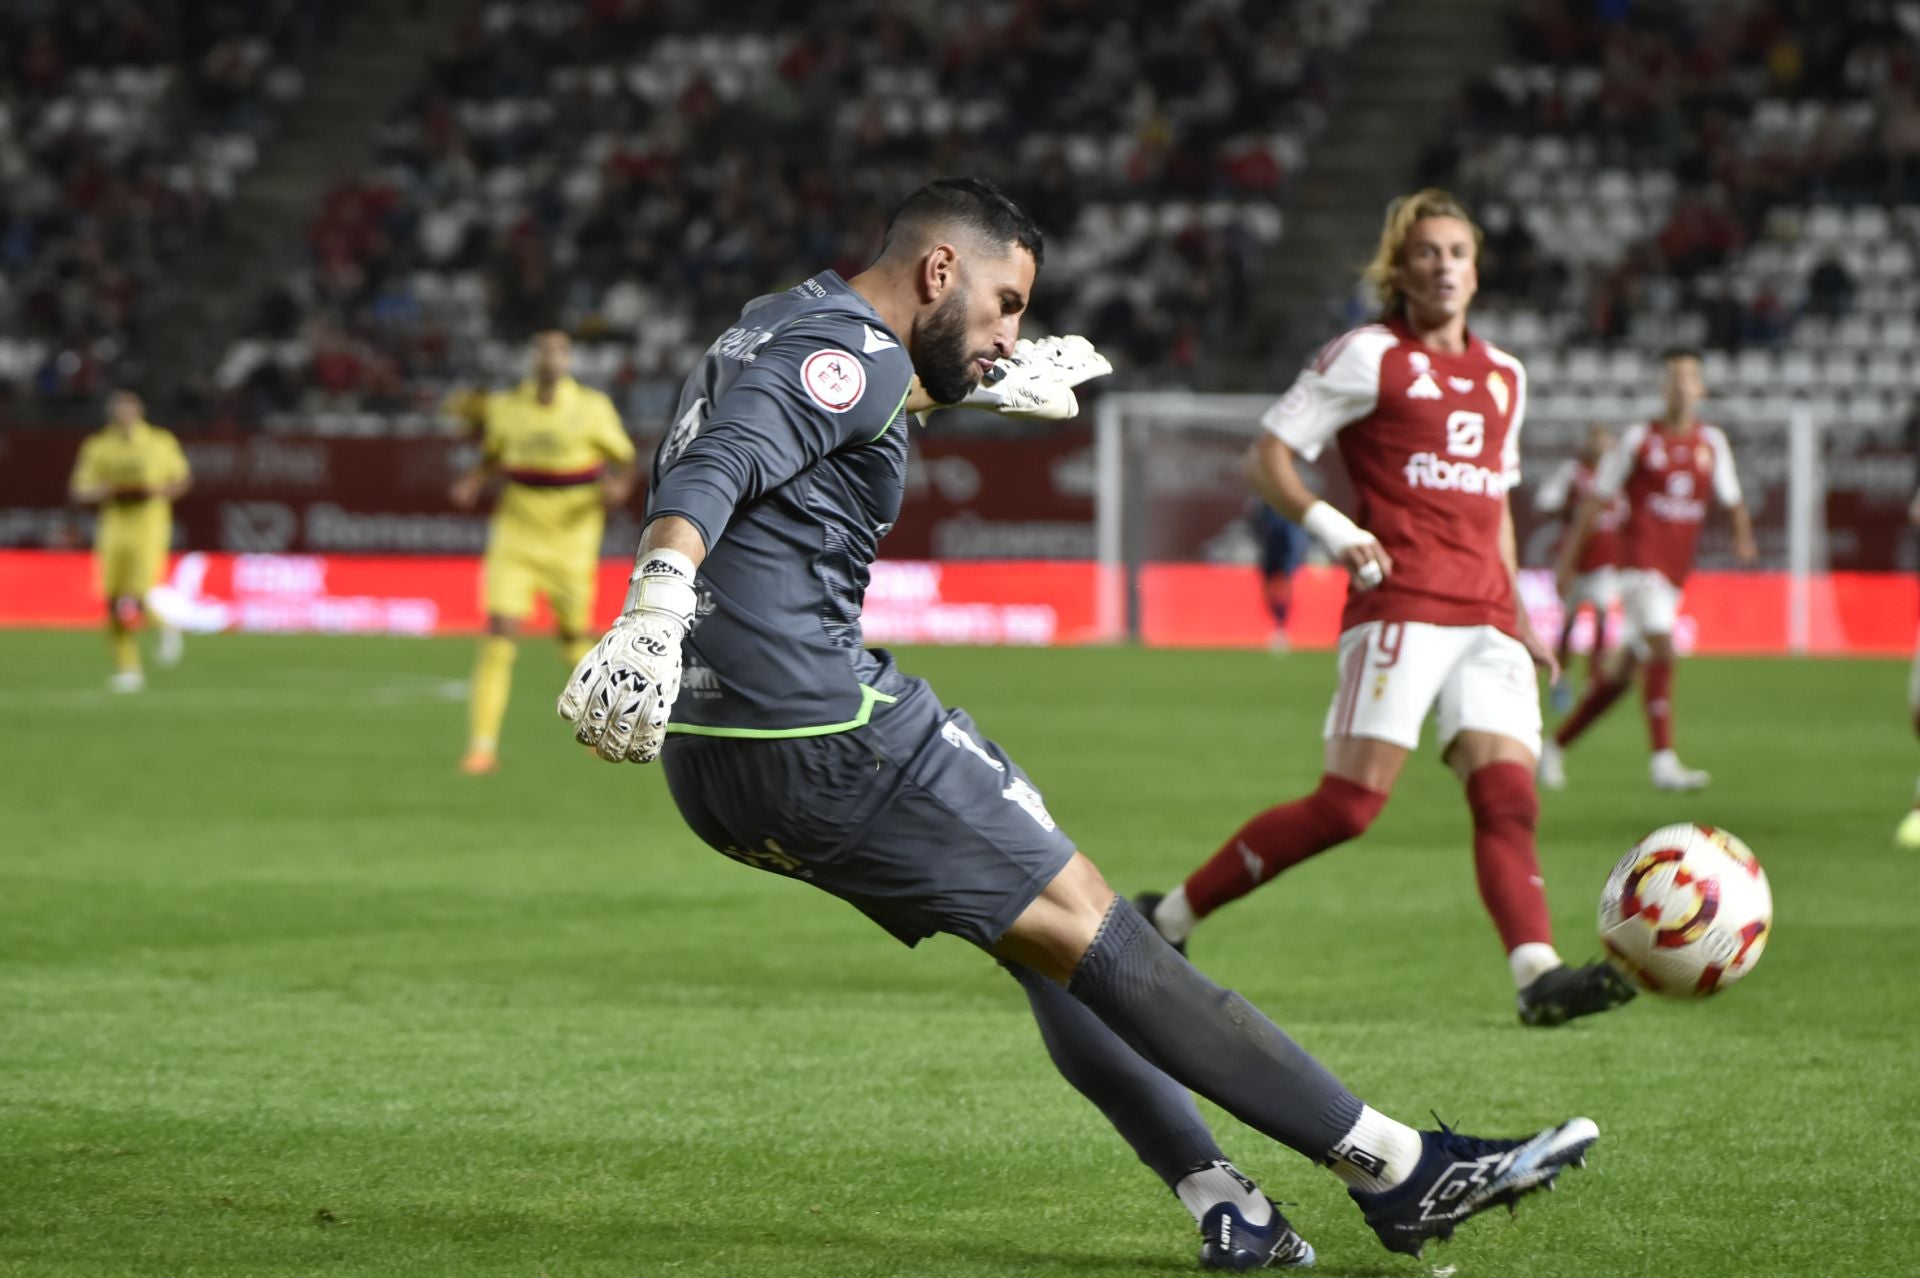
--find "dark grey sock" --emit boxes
[1065,897,1363,1162]
[1007,960,1221,1189]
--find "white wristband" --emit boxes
[625,546,698,626]
[1300,501,1374,555]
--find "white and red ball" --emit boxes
[1597,823,1772,997]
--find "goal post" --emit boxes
[1095,390,1829,650]
[1094,391,1276,643]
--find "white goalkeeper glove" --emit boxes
[1301,501,1390,590]
[557,547,697,763]
[963,335,1113,420]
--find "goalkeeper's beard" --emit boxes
[914,289,983,405]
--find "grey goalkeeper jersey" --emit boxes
[647,271,916,736]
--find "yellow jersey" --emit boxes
[482,377,635,543]
[70,421,190,533]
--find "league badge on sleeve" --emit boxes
[802,349,866,413]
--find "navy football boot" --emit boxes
[1349,1117,1599,1257]
[1198,1198,1315,1270]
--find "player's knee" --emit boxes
[1466,762,1538,832]
[997,853,1115,983]
[1309,773,1388,843]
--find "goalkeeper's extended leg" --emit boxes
[994,854,1599,1257]
[1005,961,1314,1269]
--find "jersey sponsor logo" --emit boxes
[1486,369,1510,415]
[1444,410,1486,458]
[861,324,897,354]
[1403,451,1509,498]
[801,349,866,413]
[1647,470,1706,522]
[1448,375,1475,393]
[1406,352,1442,400]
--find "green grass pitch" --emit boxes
[2,630,1916,1276]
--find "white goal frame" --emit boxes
[1096,391,1827,651]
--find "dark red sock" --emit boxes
[1587,642,1608,685]
[1643,659,1674,751]
[1183,774,1388,918]
[1555,673,1630,747]
[1466,761,1552,950]
[1554,614,1576,676]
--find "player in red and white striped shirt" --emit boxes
[1137,189,1635,1027]
[1540,350,1757,792]
[1533,425,1627,713]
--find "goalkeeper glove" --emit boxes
[557,548,697,763]
[963,335,1113,420]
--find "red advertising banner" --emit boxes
[0,428,1095,562]
[1137,564,1915,655]
[5,426,1908,575]
[3,551,1908,655]
[0,552,1109,645]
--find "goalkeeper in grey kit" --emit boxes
[559,177,1601,1266]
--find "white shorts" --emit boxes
[1619,569,1682,651]
[1565,566,1619,613]
[1323,621,1543,759]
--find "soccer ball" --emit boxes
[1597,823,1772,997]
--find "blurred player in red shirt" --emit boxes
[1540,350,1756,792]
[1534,424,1627,713]
[1137,190,1635,1027]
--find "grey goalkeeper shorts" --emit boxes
[659,674,1077,948]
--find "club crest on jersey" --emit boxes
[1486,370,1509,415]
[1406,352,1442,400]
[801,349,866,413]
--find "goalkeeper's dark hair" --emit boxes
[880,177,1044,268]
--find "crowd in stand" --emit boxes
[216,0,1377,430]
[1430,0,1920,356]
[0,0,343,420]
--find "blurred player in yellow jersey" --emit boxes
[67,390,191,692]
[451,331,637,773]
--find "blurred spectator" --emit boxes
[0,0,341,420]
[221,0,1382,429]
[1432,0,1920,356]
